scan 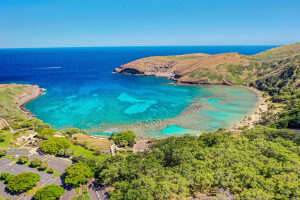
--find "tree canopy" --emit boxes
[64,162,94,187]
[33,184,64,200]
[40,137,71,155]
[110,130,136,147]
[6,172,40,194]
[98,127,300,199]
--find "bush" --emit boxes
[40,137,71,155]
[0,149,7,157]
[66,128,80,136]
[37,162,48,171]
[1,126,10,132]
[6,172,40,194]
[72,155,87,163]
[0,135,5,142]
[17,155,29,164]
[47,168,55,174]
[30,158,44,168]
[57,148,74,157]
[33,184,64,200]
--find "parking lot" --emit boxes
[29,154,72,173]
[0,158,63,200]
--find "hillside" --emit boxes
[114,43,300,87]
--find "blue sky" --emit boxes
[0,0,299,48]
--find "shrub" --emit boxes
[37,162,48,171]
[30,158,44,168]
[6,172,40,194]
[47,168,55,174]
[72,155,87,163]
[33,184,64,200]
[40,137,71,155]
[0,149,6,157]
[66,128,80,136]
[17,155,29,164]
[57,148,74,157]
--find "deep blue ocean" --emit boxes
[0,45,278,137]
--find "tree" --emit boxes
[40,137,71,155]
[33,184,64,200]
[37,128,56,139]
[64,162,94,187]
[0,149,6,157]
[110,130,136,147]
[0,172,15,184]
[30,158,44,168]
[17,155,29,164]
[66,128,80,136]
[6,172,40,194]
[57,148,74,157]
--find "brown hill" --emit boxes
[114,43,300,86]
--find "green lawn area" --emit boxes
[70,144,109,163]
[0,133,14,148]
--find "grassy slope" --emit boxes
[0,85,27,119]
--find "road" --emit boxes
[87,181,109,200]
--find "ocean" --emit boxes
[0,45,278,137]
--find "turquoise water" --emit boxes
[0,46,268,137]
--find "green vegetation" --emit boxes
[17,155,29,164]
[33,184,64,200]
[40,137,71,155]
[0,149,6,157]
[37,128,56,139]
[72,187,90,200]
[189,70,224,82]
[0,133,13,148]
[97,127,300,199]
[110,130,136,147]
[64,162,94,187]
[6,172,40,194]
[30,158,48,171]
[69,144,108,163]
[0,172,15,184]
[0,85,27,119]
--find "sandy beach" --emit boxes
[229,86,268,130]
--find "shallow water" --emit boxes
[0,46,275,137]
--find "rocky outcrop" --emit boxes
[16,85,44,106]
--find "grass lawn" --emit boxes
[70,144,109,163]
[0,133,14,148]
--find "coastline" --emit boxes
[7,84,46,118]
[228,86,268,130]
[20,86,45,118]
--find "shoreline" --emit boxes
[4,82,266,136]
[16,84,46,118]
[228,86,268,130]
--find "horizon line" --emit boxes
[0,44,284,49]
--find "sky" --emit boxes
[0,0,300,48]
